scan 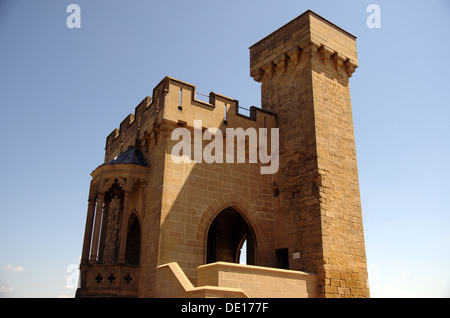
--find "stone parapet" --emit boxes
[250,10,358,82]
[76,264,140,298]
[104,76,277,164]
[197,262,318,298]
[155,262,317,298]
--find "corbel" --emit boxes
[301,40,320,57]
[250,68,264,83]
[273,54,287,73]
[262,61,275,80]
[287,46,302,66]
[331,52,346,71]
[344,59,358,78]
[318,45,334,63]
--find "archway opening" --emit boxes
[125,214,141,265]
[206,207,255,265]
[237,236,247,265]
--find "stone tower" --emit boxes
[250,10,367,297]
[76,10,369,298]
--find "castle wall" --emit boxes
[102,77,280,297]
[157,79,279,287]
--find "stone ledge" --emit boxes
[197,262,318,298]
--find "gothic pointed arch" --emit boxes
[206,206,256,265]
[125,211,141,265]
[196,192,260,265]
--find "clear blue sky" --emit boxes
[0,0,449,298]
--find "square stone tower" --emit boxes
[76,10,369,298]
[250,10,368,297]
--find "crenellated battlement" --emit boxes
[104,76,277,163]
[250,10,358,82]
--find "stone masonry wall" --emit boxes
[157,79,279,285]
[311,52,369,297]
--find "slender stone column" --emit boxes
[117,191,131,264]
[89,193,104,262]
[81,198,96,264]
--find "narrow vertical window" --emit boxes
[178,88,183,110]
[125,214,141,265]
[224,103,227,124]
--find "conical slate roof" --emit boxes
[104,146,148,167]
